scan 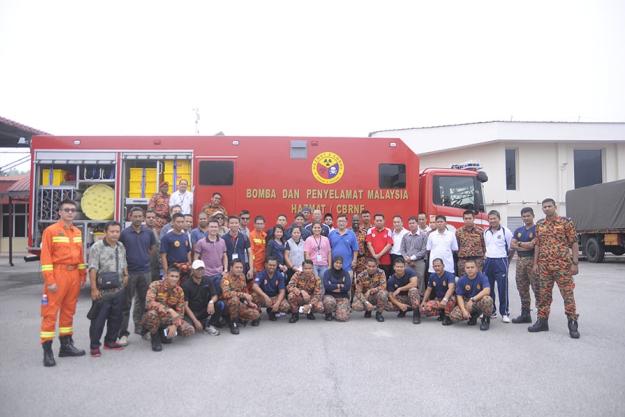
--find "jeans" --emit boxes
[184,301,226,328]
[89,290,124,348]
[119,271,150,337]
[483,257,510,316]
[314,265,328,295]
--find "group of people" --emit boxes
[38,181,580,367]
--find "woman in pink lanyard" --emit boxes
[304,222,332,294]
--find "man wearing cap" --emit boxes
[168,179,193,216]
[202,192,228,219]
[182,260,223,336]
[148,182,171,233]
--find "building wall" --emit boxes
[419,141,625,228]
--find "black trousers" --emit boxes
[89,290,124,348]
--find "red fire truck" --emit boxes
[28,135,488,255]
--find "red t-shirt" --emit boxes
[365,227,393,266]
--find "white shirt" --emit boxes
[391,228,409,255]
[484,226,513,258]
[426,228,458,273]
[169,190,193,215]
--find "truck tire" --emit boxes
[585,237,605,263]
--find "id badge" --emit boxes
[232,253,239,260]
[316,254,323,262]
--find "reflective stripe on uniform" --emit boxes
[58,327,73,334]
[41,264,53,271]
[78,264,87,270]
[73,237,82,243]
[40,331,56,338]
[52,236,71,243]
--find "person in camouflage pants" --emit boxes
[220,260,260,334]
[385,258,421,323]
[510,207,538,324]
[251,258,291,321]
[420,258,456,325]
[322,257,352,322]
[287,260,324,322]
[351,258,388,321]
[455,210,485,276]
[449,259,493,330]
[142,268,195,351]
[529,198,580,339]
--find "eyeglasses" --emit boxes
[61,208,76,213]
[240,217,250,220]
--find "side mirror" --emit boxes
[477,171,488,183]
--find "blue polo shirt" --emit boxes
[513,225,536,257]
[387,268,417,294]
[254,270,286,297]
[223,231,250,269]
[190,227,208,247]
[120,225,156,272]
[328,229,359,271]
[456,272,490,298]
[160,231,191,264]
[428,271,456,299]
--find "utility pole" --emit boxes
[193,108,200,134]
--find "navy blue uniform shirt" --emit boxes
[456,272,490,299]
[513,225,536,257]
[254,270,286,297]
[428,270,456,299]
[387,268,417,294]
[160,231,191,264]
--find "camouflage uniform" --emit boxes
[142,280,195,336]
[535,217,578,320]
[421,298,456,317]
[322,295,351,322]
[351,268,388,313]
[220,272,261,321]
[286,271,324,313]
[421,271,456,317]
[456,225,485,276]
[251,294,290,313]
[449,297,494,322]
[354,225,370,275]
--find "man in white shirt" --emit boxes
[417,213,431,235]
[426,215,458,275]
[169,179,193,215]
[390,215,409,266]
[483,210,514,323]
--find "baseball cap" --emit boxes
[192,260,205,270]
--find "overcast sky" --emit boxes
[1,0,624,170]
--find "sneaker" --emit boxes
[90,347,101,357]
[276,312,286,318]
[204,325,220,336]
[502,315,511,323]
[104,341,124,350]
[117,335,129,347]
[491,312,497,319]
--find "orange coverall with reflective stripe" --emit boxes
[39,221,86,343]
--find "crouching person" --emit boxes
[251,257,291,323]
[220,259,261,334]
[143,267,195,351]
[450,260,493,330]
[351,257,388,322]
[385,258,421,324]
[322,257,352,322]
[182,260,225,336]
[420,258,456,325]
[287,260,324,323]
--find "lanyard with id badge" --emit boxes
[314,237,323,262]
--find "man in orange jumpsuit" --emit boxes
[39,199,87,367]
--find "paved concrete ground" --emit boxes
[1,258,624,417]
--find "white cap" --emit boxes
[192,260,205,270]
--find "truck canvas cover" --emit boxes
[565,180,625,232]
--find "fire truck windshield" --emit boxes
[433,176,485,212]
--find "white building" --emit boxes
[370,121,625,230]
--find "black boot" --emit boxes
[480,315,490,331]
[229,319,240,335]
[325,313,333,321]
[251,317,261,327]
[159,329,173,344]
[528,317,549,333]
[151,333,162,352]
[512,308,532,324]
[397,310,406,318]
[467,313,478,326]
[58,336,85,357]
[568,318,580,339]
[307,312,316,320]
[42,341,56,367]
[442,316,452,326]
[289,313,299,323]
[375,311,384,322]
[412,309,421,324]
[437,310,444,321]
[364,311,372,318]
[267,309,277,321]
